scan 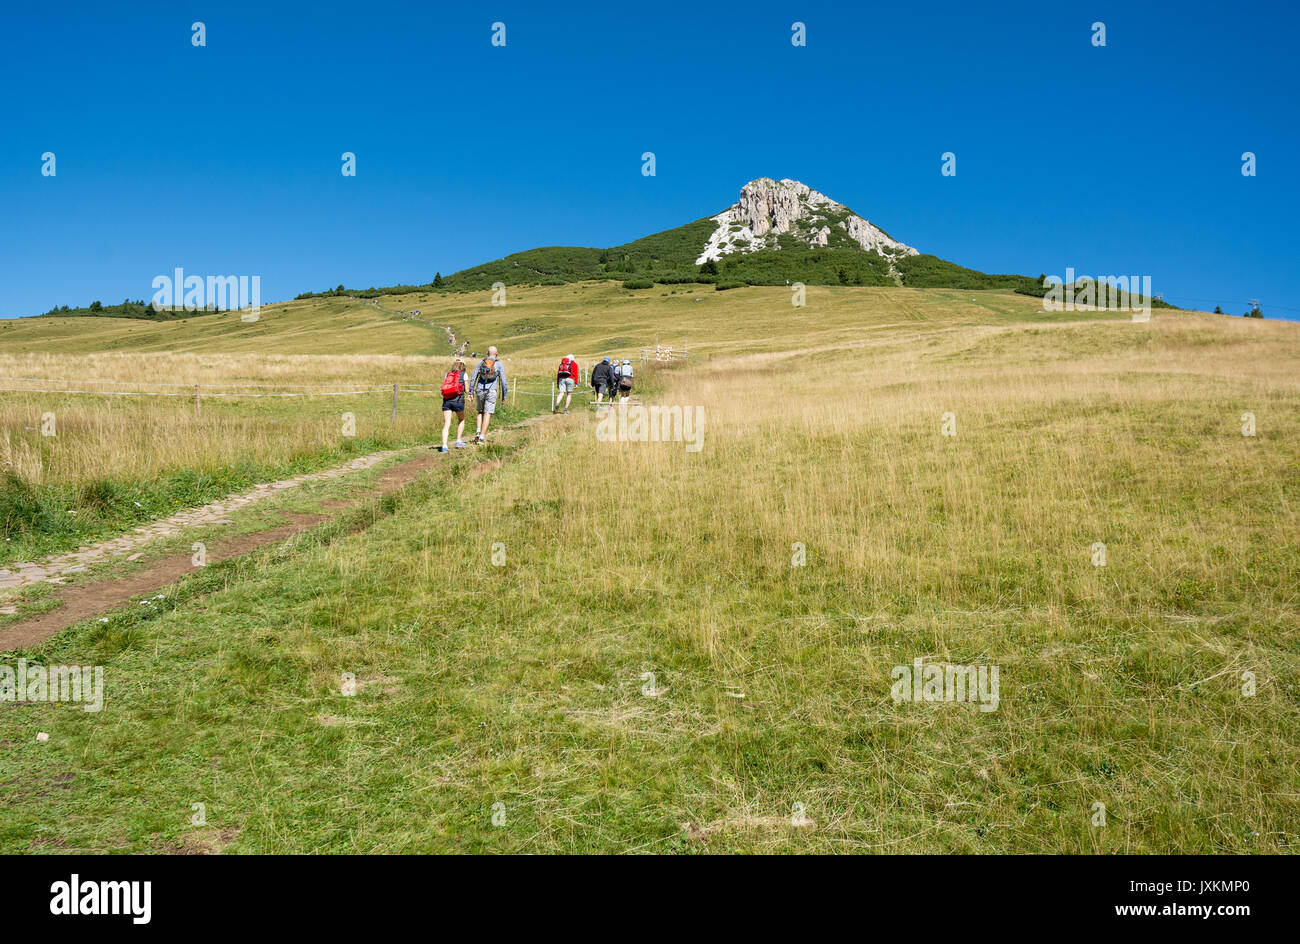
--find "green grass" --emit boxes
[0,296,436,355]
[3,379,1295,853]
[0,386,544,565]
[1,288,1295,853]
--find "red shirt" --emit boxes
[558,358,579,380]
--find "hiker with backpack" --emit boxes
[436,357,469,452]
[553,354,579,414]
[471,345,508,444]
[591,356,615,405]
[617,359,634,400]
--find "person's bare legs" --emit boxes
[480,412,493,440]
[441,410,453,449]
[455,413,466,443]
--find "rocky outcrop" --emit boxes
[696,177,918,264]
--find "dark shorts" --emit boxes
[595,383,610,396]
[442,395,465,414]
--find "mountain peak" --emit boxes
[696,177,918,264]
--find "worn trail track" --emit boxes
[0,444,495,651]
[0,448,409,591]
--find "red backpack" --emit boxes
[557,357,573,381]
[441,368,465,398]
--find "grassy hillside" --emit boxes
[0,296,438,356]
[327,281,1132,369]
[2,288,1296,853]
[0,354,525,564]
[0,281,1118,363]
[36,299,203,321]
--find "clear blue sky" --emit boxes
[2,0,1297,319]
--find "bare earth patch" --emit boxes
[0,449,451,650]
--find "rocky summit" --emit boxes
[695,178,919,264]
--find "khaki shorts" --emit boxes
[475,384,498,414]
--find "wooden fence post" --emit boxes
[392,384,398,421]
[195,383,201,419]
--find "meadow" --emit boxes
[1,285,1296,852]
[0,285,1064,561]
[0,349,545,563]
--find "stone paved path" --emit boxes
[0,447,411,593]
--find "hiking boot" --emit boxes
[438,446,449,453]
[454,441,467,449]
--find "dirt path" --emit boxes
[0,402,567,651]
[0,448,459,650]
[0,447,411,591]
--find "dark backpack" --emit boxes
[476,357,498,385]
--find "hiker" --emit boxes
[617,359,634,400]
[437,357,469,452]
[554,354,579,414]
[471,345,508,444]
[591,356,615,405]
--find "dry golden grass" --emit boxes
[409,308,1295,851]
[0,353,451,486]
[2,291,1297,852]
[551,312,1299,614]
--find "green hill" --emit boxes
[25,177,1174,318]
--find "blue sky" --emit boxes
[2,0,1297,319]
